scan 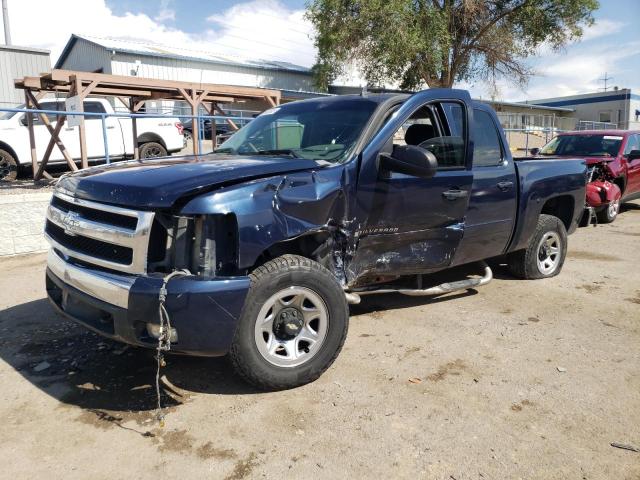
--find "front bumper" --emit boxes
[45,249,250,356]
[586,180,621,209]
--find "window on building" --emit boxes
[599,111,612,123]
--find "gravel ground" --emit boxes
[0,202,639,480]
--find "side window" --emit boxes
[472,109,503,167]
[389,104,465,169]
[84,101,107,119]
[624,134,640,155]
[22,101,64,124]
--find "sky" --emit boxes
[1,0,638,101]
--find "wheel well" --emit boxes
[250,231,333,272]
[0,141,19,164]
[613,176,626,196]
[541,195,574,230]
[137,132,166,149]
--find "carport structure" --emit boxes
[14,69,281,180]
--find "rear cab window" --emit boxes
[471,108,504,167]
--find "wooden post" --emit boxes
[130,98,140,160]
[24,90,38,178]
[71,75,88,169]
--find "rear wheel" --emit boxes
[507,214,568,279]
[139,142,167,159]
[596,197,620,224]
[0,149,18,182]
[229,255,349,390]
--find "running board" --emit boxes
[345,262,493,305]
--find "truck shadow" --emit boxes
[0,298,260,416]
[1,262,515,417]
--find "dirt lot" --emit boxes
[1,203,639,480]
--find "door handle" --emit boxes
[497,181,514,191]
[442,189,468,200]
[65,127,74,131]
[106,126,115,129]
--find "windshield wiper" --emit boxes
[213,147,236,154]
[253,149,299,158]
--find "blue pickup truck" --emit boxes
[44,89,587,389]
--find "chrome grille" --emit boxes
[45,191,155,274]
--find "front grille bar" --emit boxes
[45,192,155,274]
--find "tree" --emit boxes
[306,0,598,91]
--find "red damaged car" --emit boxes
[535,130,640,223]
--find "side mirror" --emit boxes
[380,145,438,179]
[529,147,540,156]
[627,149,640,161]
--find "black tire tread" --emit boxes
[229,254,348,391]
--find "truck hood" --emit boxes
[56,154,322,209]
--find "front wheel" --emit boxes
[229,255,349,390]
[596,197,620,224]
[507,214,568,279]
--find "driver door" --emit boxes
[348,90,474,285]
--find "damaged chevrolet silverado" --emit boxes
[44,89,587,390]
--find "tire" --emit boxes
[183,130,192,144]
[507,214,568,280]
[0,149,18,182]
[139,142,167,159]
[229,254,349,391]
[596,197,620,224]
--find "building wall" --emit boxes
[110,52,316,92]
[530,89,640,129]
[0,46,51,107]
[59,39,112,74]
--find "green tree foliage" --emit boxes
[306,0,598,90]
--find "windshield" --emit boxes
[540,134,623,157]
[215,98,379,163]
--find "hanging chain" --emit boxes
[155,269,190,427]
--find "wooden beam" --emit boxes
[35,115,74,180]
[265,96,277,108]
[79,79,100,100]
[49,69,281,99]
[212,103,239,131]
[129,98,140,160]
[26,91,78,173]
[70,75,88,169]
[24,91,38,178]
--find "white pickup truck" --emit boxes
[0,97,184,181]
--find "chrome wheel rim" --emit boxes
[608,199,619,219]
[254,286,328,368]
[536,231,561,275]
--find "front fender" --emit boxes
[586,180,621,208]
[180,165,350,270]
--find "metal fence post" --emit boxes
[100,113,110,164]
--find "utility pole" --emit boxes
[2,0,11,45]
[598,72,613,92]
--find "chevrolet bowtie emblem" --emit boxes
[60,211,81,236]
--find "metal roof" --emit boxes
[55,34,312,74]
[482,99,574,113]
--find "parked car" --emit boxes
[0,98,184,181]
[44,89,586,390]
[533,130,640,223]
